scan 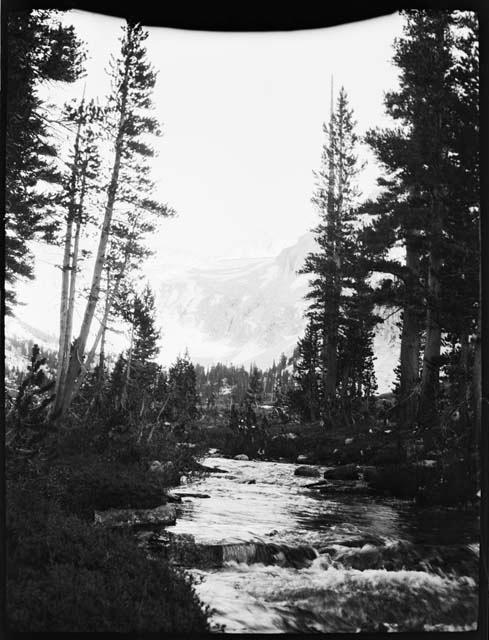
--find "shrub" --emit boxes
[53,456,173,520]
[6,474,209,633]
[364,461,475,506]
[263,434,302,460]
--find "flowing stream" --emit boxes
[165,455,480,633]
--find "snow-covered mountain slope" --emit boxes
[4,315,57,370]
[155,233,316,369]
[5,233,401,393]
[154,232,400,392]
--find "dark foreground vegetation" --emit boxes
[6,344,211,632]
[6,414,211,633]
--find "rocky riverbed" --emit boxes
[116,453,480,634]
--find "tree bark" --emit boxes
[398,232,421,428]
[120,320,134,410]
[71,273,114,400]
[56,48,131,419]
[53,114,83,417]
[323,107,338,416]
[418,192,443,447]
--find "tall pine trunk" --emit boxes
[399,233,421,428]
[418,192,443,446]
[71,272,114,400]
[120,320,135,410]
[417,21,448,449]
[53,115,83,416]
[323,101,338,415]
[54,214,73,406]
[63,217,82,368]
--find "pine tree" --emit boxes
[6,10,85,311]
[117,285,160,416]
[364,10,479,446]
[56,21,172,419]
[300,86,363,420]
[338,267,379,402]
[168,352,198,423]
[53,97,103,416]
[291,320,321,421]
[439,12,479,452]
[131,286,160,363]
[246,366,262,409]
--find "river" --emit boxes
[165,455,480,633]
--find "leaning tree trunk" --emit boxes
[53,115,84,416]
[54,213,74,408]
[69,226,133,398]
[56,67,130,420]
[398,233,421,429]
[120,320,135,410]
[71,273,115,401]
[63,216,82,365]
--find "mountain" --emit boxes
[5,233,401,393]
[154,232,400,392]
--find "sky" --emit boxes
[45,10,405,265]
[10,11,406,361]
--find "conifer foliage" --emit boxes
[363,10,479,446]
[53,21,173,419]
[298,87,377,423]
[5,10,84,311]
[168,352,198,424]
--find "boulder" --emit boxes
[294,465,320,478]
[173,492,210,499]
[149,460,162,472]
[94,504,177,528]
[359,466,379,484]
[323,464,359,481]
[234,454,249,461]
[344,437,354,445]
[318,481,374,496]
[297,455,309,463]
[165,491,183,503]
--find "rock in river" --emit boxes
[323,464,359,481]
[94,504,177,528]
[234,454,249,461]
[294,465,320,478]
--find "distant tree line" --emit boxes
[195,354,292,409]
